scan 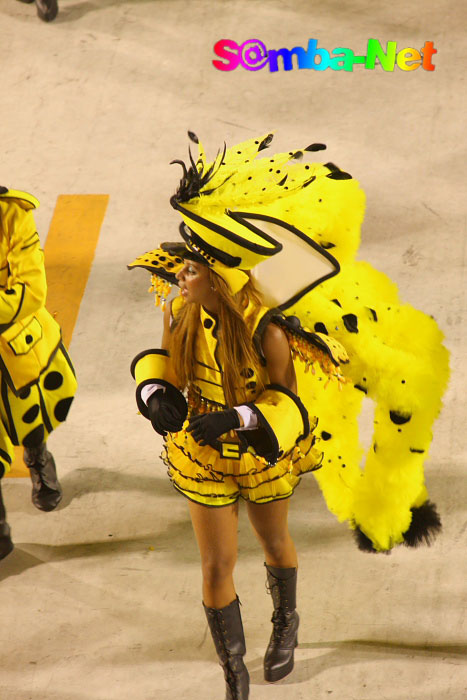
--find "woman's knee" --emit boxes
[201,554,236,586]
[260,531,292,561]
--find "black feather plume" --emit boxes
[258,133,274,151]
[353,527,391,555]
[171,139,230,203]
[403,501,442,547]
[327,171,353,180]
[170,160,188,179]
[302,175,316,188]
[305,143,327,151]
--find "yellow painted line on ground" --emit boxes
[7,195,109,477]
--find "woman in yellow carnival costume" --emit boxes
[0,187,77,560]
[129,133,449,699]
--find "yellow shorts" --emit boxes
[163,422,322,507]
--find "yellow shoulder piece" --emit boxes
[0,189,40,211]
[313,332,349,364]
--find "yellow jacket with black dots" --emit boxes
[131,296,346,464]
[0,188,62,394]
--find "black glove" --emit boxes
[147,391,185,436]
[186,409,240,446]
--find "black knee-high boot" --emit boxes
[24,443,62,512]
[34,0,58,22]
[204,597,249,700]
[16,0,59,22]
[263,564,299,682]
[0,480,14,561]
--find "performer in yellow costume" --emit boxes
[0,187,77,560]
[129,133,449,699]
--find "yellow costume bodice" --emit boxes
[182,301,270,409]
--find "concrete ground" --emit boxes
[1,1,466,699]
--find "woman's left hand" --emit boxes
[187,409,240,445]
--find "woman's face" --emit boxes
[176,260,214,307]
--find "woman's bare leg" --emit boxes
[248,498,299,682]
[188,500,239,608]
[246,498,298,568]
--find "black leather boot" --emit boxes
[0,482,14,561]
[24,443,62,511]
[204,597,249,700]
[263,564,299,682]
[35,0,58,22]
[16,0,58,21]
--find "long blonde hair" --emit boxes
[169,269,265,406]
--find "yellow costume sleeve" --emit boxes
[242,383,310,464]
[0,194,46,333]
[130,348,187,421]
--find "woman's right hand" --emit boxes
[147,391,185,436]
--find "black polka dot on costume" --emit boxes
[342,313,359,333]
[203,319,213,329]
[22,424,45,447]
[390,410,412,425]
[25,335,34,344]
[43,371,64,391]
[22,404,40,424]
[314,322,328,334]
[19,386,31,400]
[5,289,16,295]
[321,431,332,440]
[241,368,254,378]
[54,397,74,423]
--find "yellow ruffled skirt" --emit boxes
[163,419,322,507]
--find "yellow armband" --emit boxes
[130,348,186,420]
[243,384,310,464]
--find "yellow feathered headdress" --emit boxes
[128,131,362,307]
